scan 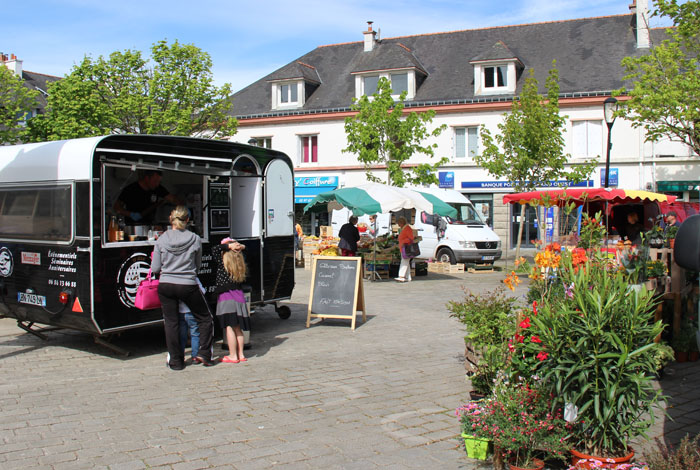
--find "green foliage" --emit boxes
[447,287,517,395]
[27,39,237,141]
[475,62,596,193]
[646,259,667,278]
[665,225,679,240]
[343,77,447,187]
[510,252,664,457]
[653,342,675,372]
[0,66,40,144]
[617,0,700,156]
[457,379,570,466]
[645,434,700,470]
[671,324,697,352]
[577,211,607,249]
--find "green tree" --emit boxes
[343,77,447,187]
[0,65,39,144]
[474,64,595,254]
[28,40,237,141]
[618,0,700,156]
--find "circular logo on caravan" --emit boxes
[117,252,151,308]
[0,247,13,277]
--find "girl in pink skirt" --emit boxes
[212,238,251,363]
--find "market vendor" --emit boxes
[114,170,182,225]
[622,211,643,245]
[338,216,360,256]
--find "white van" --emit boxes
[412,188,501,264]
[330,188,501,264]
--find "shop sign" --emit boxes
[294,176,338,187]
[438,171,454,188]
[600,168,618,187]
[461,180,594,189]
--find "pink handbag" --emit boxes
[134,270,161,310]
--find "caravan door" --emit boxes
[264,160,294,236]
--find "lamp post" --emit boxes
[247,138,258,146]
[603,97,618,188]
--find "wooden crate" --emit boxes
[428,262,449,273]
[320,226,332,238]
[448,263,465,274]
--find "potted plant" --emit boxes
[577,212,606,250]
[645,224,664,248]
[447,287,516,397]
[456,401,494,460]
[459,378,570,469]
[671,328,694,362]
[664,225,679,249]
[645,434,700,470]
[508,249,664,468]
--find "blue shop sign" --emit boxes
[438,171,454,188]
[600,168,618,187]
[294,176,339,204]
[461,180,594,189]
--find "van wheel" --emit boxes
[436,248,456,265]
[276,305,291,319]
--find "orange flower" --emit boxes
[514,256,527,267]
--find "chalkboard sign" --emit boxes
[306,256,366,330]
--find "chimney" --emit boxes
[630,0,650,49]
[363,21,377,52]
[2,53,23,77]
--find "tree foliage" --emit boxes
[475,63,596,192]
[343,77,447,187]
[618,0,700,156]
[27,39,237,141]
[0,66,39,144]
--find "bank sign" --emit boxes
[461,180,594,189]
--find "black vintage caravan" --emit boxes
[0,135,295,339]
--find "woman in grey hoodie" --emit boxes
[151,206,214,369]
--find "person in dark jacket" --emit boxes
[151,206,215,370]
[338,216,360,256]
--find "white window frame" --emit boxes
[454,126,479,159]
[253,137,272,149]
[354,69,416,100]
[571,120,603,159]
[298,134,319,166]
[473,61,517,96]
[270,80,304,110]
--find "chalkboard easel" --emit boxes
[306,256,366,330]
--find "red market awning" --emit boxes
[502,188,677,206]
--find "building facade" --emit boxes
[229,1,696,245]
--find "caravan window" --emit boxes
[0,185,72,241]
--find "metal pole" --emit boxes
[604,124,613,188]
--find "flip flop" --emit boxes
[221,356,240,364]
[239,357,248,362]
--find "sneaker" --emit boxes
[394,277,406,282]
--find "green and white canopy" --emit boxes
[303,182,457,217]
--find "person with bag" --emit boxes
[396,216,417,283]
[338,216,360,256]
[212,237,251,364]
[151,206,215,370]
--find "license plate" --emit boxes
[17,292,47,306]
[481,255,495,261]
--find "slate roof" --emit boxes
[470,41,521,64]
[22,70,61,111]
[231,14,667,119]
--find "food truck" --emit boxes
[0,135,295,344]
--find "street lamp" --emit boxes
[603,96,618,188]
[247,137,258,146]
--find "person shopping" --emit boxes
[212,238,251,364]
[151,205,215,370]
[338,216,360,256]
[396,216,414,283]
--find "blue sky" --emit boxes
[2,1,672,93]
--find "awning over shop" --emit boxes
[657,180,700,192]
[294,176,338,204]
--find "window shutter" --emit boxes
[572,121,587,157]
[467,127,478,158]
[303,137,309,163]
[455,128,466,158]
[311,136,318,163]
[589,121,603,158]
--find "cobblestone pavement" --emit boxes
[1,266,698,469]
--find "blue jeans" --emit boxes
[179,312,200,359]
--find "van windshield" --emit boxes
[445,203,484,225]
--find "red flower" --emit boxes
[536,351,548,361]
[532,301,538,316]
[515,334,525,343]
[531,335,542,344]
[519,317,531,329]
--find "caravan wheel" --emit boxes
[276,305,291,319]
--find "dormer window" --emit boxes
[270,80,305,110]
[470,41,522,97]
[363,75,380,96]
[390,72,408,95]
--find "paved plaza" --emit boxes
[1,265,699,469]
